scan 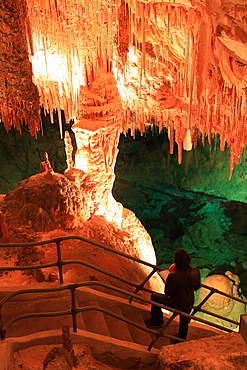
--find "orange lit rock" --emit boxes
[0,0,40,134]
[0,211,9,243]
[159,332,247,370]
[1,1,247,176]
[2,66,163,293]
[67,68,163,291]
[3,170,162,293]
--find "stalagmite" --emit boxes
[63,66,162,292]
[64,131,74,170]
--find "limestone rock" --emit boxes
[43,346,73,370]
[198,273,246,329]
[158,332,247,370]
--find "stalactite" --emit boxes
[184,30,190,99]
[206,97,212,145]
[167,5,170,36]
[0,0,40,134]
[169,120,174,155]
[196,18,211,104]
[141,2,146,79]
[188,30,195,128]
[219,115,226,152]
[1,0,247,180]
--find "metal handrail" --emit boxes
[0,235,164,271]
[0,236,162,294]
[1,236,245,305]
[200,283,247,306]
[191,283,246,327]
[0,281,235,351]
[0,235,246,349]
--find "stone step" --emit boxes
[79,300,110,337]
[1,285,223,353]
[102,305,133,342]
[121,309,174,350]
[123,311,153,346]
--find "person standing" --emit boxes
[145,249,201,341]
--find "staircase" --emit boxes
[1,235,244,365]
[75,286,173,350]
[0,285,222,362]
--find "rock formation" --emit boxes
[197,273,246,329]
[1,67,163,294]
[1,1,247,178]
[158,332,247,370]
[0,211,9,243]
[1,0,247,346]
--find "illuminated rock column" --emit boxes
[70,119,162,291]
[72,119,123,225]
[65,69,162,291]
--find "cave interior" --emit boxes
[0,0,247,326]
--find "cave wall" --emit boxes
[112,130,247,299]
[114,129,247,203]
[0,115,67,194]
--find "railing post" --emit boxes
[70,285,78,333]
[56,241,64,284]
[0,305,6,340]
[191,289,215,316]
[147,312,179,351]
[129,268,157,303]
[0,309,3,340]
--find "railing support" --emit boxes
[129,268,158,303]
[56,240,64,284]
[0,309,3,339]
[69,284,78,333]
[147,312,180,351]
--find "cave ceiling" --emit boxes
[1,0,247,178]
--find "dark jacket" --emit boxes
[165,267,201,310]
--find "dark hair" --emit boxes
[174,249,191,272]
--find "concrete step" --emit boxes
[79,300,110,337]
[123,311,153,346]
[102,305,133,342]
[1,285,223,353]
